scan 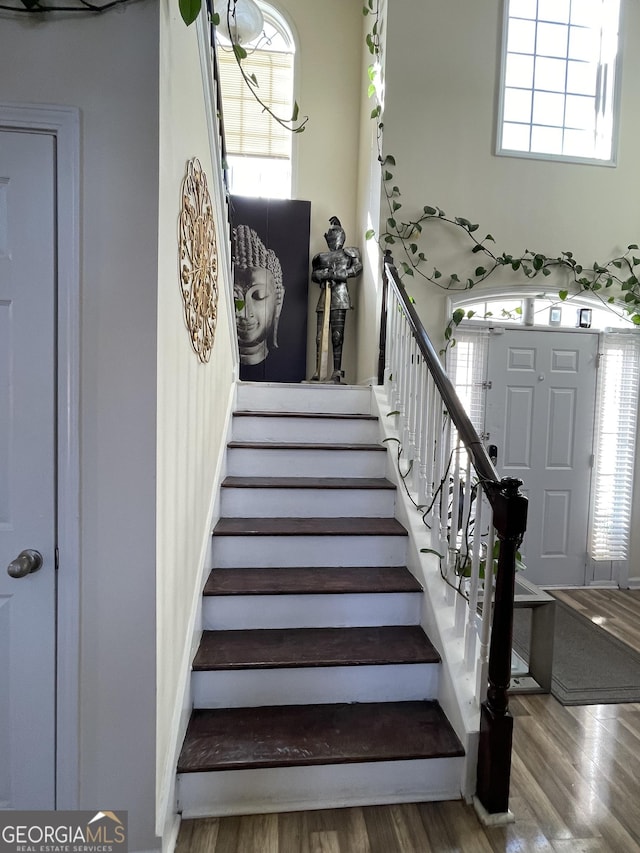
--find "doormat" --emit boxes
[512,599,640,705]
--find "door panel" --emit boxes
[541,490,570,555]
[546,388,576,467]
[485,329,598,587]
[504,386,533,466]
[0,130,56,808]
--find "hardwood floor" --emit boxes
[176,694,640,852]
[176,588,640,852]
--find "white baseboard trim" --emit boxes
[161,813,181,853]
[156,380,237,845]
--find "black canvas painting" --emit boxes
[230,196,311,382]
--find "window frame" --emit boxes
[496,0,625,167]
[588,330,640,573]
[216,1,299,199]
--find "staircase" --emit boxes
[177,383,465,818]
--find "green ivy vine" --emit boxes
[362,0,640,345]
[181,0,307,134]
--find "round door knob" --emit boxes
[7,549,43,579]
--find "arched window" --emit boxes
[216,2,296,198]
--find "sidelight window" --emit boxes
[449,320,640,581]
[589,332,640,564]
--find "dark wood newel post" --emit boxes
[476,477,528,815]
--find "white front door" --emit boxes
[0,129,56,808]
[484,328,599,587]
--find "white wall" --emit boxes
[271,0,364,383]
[0,3,160,848]
[0,1,364,846]
[156,1,237,842]
[381,0,640,343]
[355,0,387,384]
[378,0,640,583]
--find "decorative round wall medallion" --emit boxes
[179,158,219,363]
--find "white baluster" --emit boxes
[397,318,408,458]
[406,339,418,480]
[439,414,453,603]
[384,291,393,395]
[417,363,429,506]
[465,484,487,667]
[451,442,466,634]
[384,285,395,388]
[412,354,424,495]
[460,456,472,561]
[424,375,438,522]
[475,519,496,701]
[386,292,397,411]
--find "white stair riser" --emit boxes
[227,447,386,478]
[236,384,373,415]
[220,487,395,518]
[178,756,465,818]
[203,592,420,629]
[232,415,380,444]
[192,663,439,708]
[212,535,407,568]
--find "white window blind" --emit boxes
[217,48,293,160]
[447,329,490,434]
[590,332,640,561]
[447,329,491,480]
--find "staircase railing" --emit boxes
[379,252,528,816]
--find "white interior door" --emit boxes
[0,129,56,808]
[484,328,599,587]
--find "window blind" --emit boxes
[217,48,293,160]
[447,328,490,434]
[590,332,640,561]
[447,329,490,477]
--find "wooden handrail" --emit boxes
[381,253,528,815]
[382,254,499,492]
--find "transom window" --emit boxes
[497,0,622,164]
[217,3,295,198]
[456,292,631,330]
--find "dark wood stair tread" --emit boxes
[227,441,386,451]
[204,566,422,596]
[177,701,464,772]
[212,517,407,536]
[234,411,378,422]
[193,625,439,670]
[221,476,396,490]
